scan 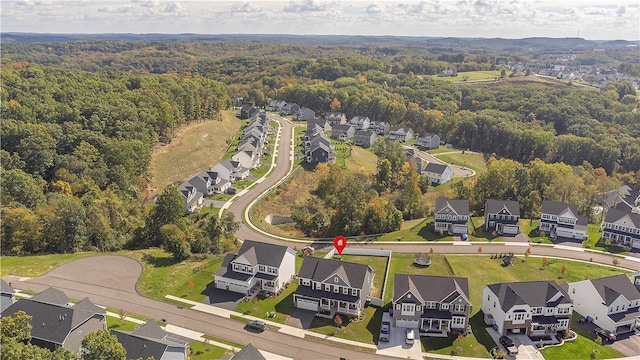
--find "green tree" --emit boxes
[0,169,46,209]
[1,310,32,343]
[80,330,126,360]
[143,186,184,247]
[376,158,393,191]
[1,207,44,255]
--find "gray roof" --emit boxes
[1,296,105,346]
[30,287,69,306]
[325,112,345,121]
[113,320,187,360]
[435,198,469,216]
[425,163,449,175]
[229,240,292,268]
[331,124,354,133]
[588,274,640,306]
[541,201,578,217]
[298,257,372,290]
[485,199,520,217]
[604,208,640,228]
[486,281,572,312]
[231,343,267,360]
[393,274,470,305]
[353,130,376,141]
[0,279,15,295]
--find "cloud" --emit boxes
[230,2,263,13]
[98,4,134,14]
[284,0,326,12]
[616,6,626,16]
[366,3,382,14]
[161,2,182,13]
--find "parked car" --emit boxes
[379,321,390,342]
[245,320,266,332]
[405,328,415,345]
[499,336,518,355]
[595,328,616,342]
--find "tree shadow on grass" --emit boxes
[417,225,445,241]
[142,253,180,268]
[469,312,495,352]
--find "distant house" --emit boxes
[568,273,640,335]
[424,163,452,185]
[230,343,270,360]
[415,133,440,150]
[438,70,458,77]
[232,150,260,170]
[112,320,188,360]
[482,281,573,338]
[330,124,356,141]
[293,107,316,121]
[266,100,287,112]
[353,130,377,148]
[538,201,588,240]
[349,116,371,130]
[280,103,300,116]
[1,287,106,354]
[214,240,296,296]
[178,182,204,214]
[388,126,413,142]
[484,199,521,235]
[0,279,16,312]
[325,112,347,126]
[240,104,257,119]
[601,208,640,249]
[370,121,390,135]
[392,274,471,337]
[433,198,469,235]
[306,142,335,164]
[307,118,332,133]
[219,159,250,181]
[599,185,640,213]
[293,257,373,318]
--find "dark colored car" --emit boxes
[595,328,616,342]
[499,336,518,355]
[245,320,266,332]
[379,321,390,342]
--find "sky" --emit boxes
[1,0,639,40]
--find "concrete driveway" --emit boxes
[485,327,545,360]
[284,308,315,329]
[610,331,640,357]
[376,312,423,360]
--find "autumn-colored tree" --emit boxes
[334,314,343,328]
[330,97,342,112]
[561,265,567,276]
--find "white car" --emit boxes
[405,328,415,344]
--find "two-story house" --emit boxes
[349,116,371,130]
[325,112,347,126]
[392,274,471,337]
[434,198,469,235]
[388,126,414,142]
[538,201,588,240]
[353,130,377,148]
[601,208,640,250]
[1,287,106,354]
[482,281,573,338]
[415,133,440,150]
[293,257,373,318]
[370,121,390,135]
[307,118,332,133]
[568,273,640,335]
[484,199,521,235]
[304,127,336,165]
[330,124,356,141]
[112,320,188,360]
[424,163,452,185]
[266,99,287,112]
[293,107,316,121]
[280,103,300,116]
[178,182,204,214]
[214,240,296,296]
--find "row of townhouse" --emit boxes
[303,122,336,164]
[0,282,189,359]
[600,185,640,249]
[179,112,270,213]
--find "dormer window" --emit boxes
[334,277,339,283]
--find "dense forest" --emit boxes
[1,37,638,254]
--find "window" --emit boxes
[440,303,449,310]
[343,287,348,295]
[352,289,357,296]
[557,307,570,315]
[426,301,437,309]
[334,285,339,293]
[558,319,569,328]
[302,279,310,286]
[396,304,401,310]
[487,295,490,301]
[493,301,496,308]
[454,304,465,312]
[259,265,265,272]
[514,313,525,321]
[334,277,339,283]
[401,303,415,315]
[315,282,321,290]
[324,284,330,291]
[532,307,543,315]
[416,306,422,311]
[452,317,465,325]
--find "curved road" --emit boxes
[8,116,639,360]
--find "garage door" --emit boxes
[395,319,418,328]
[296,298,319,311]
[452,225,468,234]
[228,283,248,294]
[503,225,519,235]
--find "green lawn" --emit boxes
[426,146,458,154]
[107,317,142,332]
[233,281,299,324]
[0,253,97,277]
[430,70,505,83]
[383,253,452,303]
[436,152,487,172]
[307,306,384,345]
[422,330,490,358]
[540,334,623,360]
[339,255,388,299]
[190,341,230,360]
[250,164,271,178]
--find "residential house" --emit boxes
[600,185,640,214]
[307,118,332,133]
[230,344,269,360]
[424,163,452,185]
[482,281,573,338]
[416,133,440,150]
[280,103,300,116]
[293,257,373,318]
[1,287,106,353]
[601,208,640,249]
[433,198,469,235]
[353,130,377,148]
[567,274,640,335]
[388,126,414,142]
[538,201,588,240]
[349,116,371,130]
[392,274,471,337]
[306,142,336,164]
[232,150,260,170]
[240,105,258,119]
[1,279,16,312]
[293,107,316,121]
[188,170,218,196]
[370,121,390,135]
[330,124,356,141]
[266,100,287,112]
[214,240,296,296]
[112,320,188,360]
[220,159,250,181]
[484,199,521,235]
[178,182,203,214]
[438,70,458,77]
[325,112,347,126]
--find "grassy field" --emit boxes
[1,253,97,277]
[426,146,456,154]
[106,316,142,332]
[430,70,504,83]
[190,341,230,360]
[307,306,384,344]
[339,255,388,299]
[149,110,242,195]
[436,152,487,172]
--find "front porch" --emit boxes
[420,311,452,337]
[320,297,360,317]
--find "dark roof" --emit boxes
[393,274,470,305]
[331,124,354,133]
[541,201,578,217]
[604,208,640,228]
[353,130,376,141]
[132,319,167,339]
[325,112,345,120]
[298,257,372,290]
[588,274,640,306]
[30,287,69,306]
[435,198,469,216]
[112,321,186,360]
[486,281,572,312]
[485,199,520,217]
[232,240,292,268]
[425,163,449,175]
[231,343,267,360]
[0,279,15,295]
[1,296,105,345]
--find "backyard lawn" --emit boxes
[307,306,384,344]
[339,255,388,299]
[436,152,487,172]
